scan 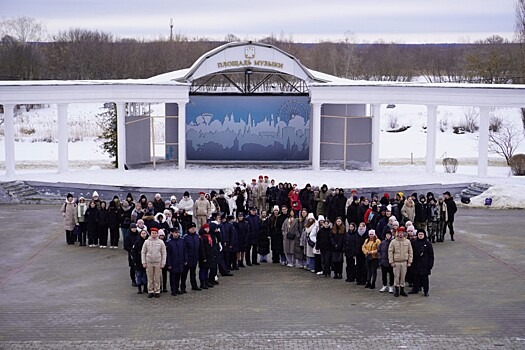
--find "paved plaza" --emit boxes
[0,205,524,349]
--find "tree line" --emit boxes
[0,19,522,85]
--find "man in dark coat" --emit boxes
[132,230,148,294]
[298,184,314,213]
[245,207,260,266]
[166,227,187,296]
[334,189,347,223]
[219,214,234,273]
[273,206,288,264]
[355,222,368,285]
[343,222,358,282]
[443,191,457,241]
[183,222,201,291]
[235,212,250,267]
[198,223,215,290]
[216,190,230,216]
[124,223,140,287]
[346,196,360,226]
[409,229,434,296]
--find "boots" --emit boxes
[450,234,455,241]
[394,286,400,297]
[238,260,245,268]
[137,284,143,294]
[400,287,408,297]
[200,280,209,289]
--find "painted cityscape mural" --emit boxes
[186,95,310,161]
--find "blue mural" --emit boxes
[186,95,310,161]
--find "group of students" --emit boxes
[60,181,453,298]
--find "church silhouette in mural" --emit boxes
[186,97,310,161]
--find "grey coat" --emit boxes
[282,217,299,255]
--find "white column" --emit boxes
[311,103,322,171]
[3,104,16,177]
[478,106,490,177]
[426,105,438,173]
[116,102,127,170]
[371,104,381,171]
[57,104,69,173]
[177,100,188,170]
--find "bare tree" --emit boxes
[0,16,47,42]
[489,121,524,165]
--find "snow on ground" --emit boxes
[469,185,525,209]
[1,103,524,209]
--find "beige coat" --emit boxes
[388,237,413,264]
[61,200,78,231]
[194,198,211,217]
[282,217,299,255]
[141,237,167,266]
[401,201,415,223]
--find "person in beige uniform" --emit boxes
[194,192,211,229]
[141,227,167,298]
[388,227,413,297]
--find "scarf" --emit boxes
[357,227,366,236]
[78,203,87,217]
[202,233,212,246]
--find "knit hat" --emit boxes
[318,215,325,222]
[130,223,137,229]
[150,227,159,233]
[369,229,376,236]
[184,191,190,197]
[258,175,263,179]
[67,193,73,199]
[307,213,315,220]
[189,222,197,228]
[170,195,177,201]
[273,205,280,212]
[158,229,165,236]
[92,191,99,198]
[397,227,406,232]
[199,191,205,195]
[202,223,210,230]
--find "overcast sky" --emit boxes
[1,0,518,43]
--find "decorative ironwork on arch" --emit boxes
[177,41,325,95]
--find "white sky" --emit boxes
[1,0,518,43]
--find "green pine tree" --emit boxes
[97,103,118,168]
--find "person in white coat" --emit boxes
[311,215,324,274]
[303,213,318,272]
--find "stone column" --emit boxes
[3,104,16,177]
[116,102,127,170]
[311,103,322,171]
[371,104,381,171]
[177,99,188,170]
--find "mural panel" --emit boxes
[186,95,310,161]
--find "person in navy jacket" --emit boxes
[183,222,201,291]
[166,227,187,296]
[235,212,250,268]
[245,207,260,266]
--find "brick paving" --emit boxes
[0,205,524,349]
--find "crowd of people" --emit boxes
[61,175,457,298]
